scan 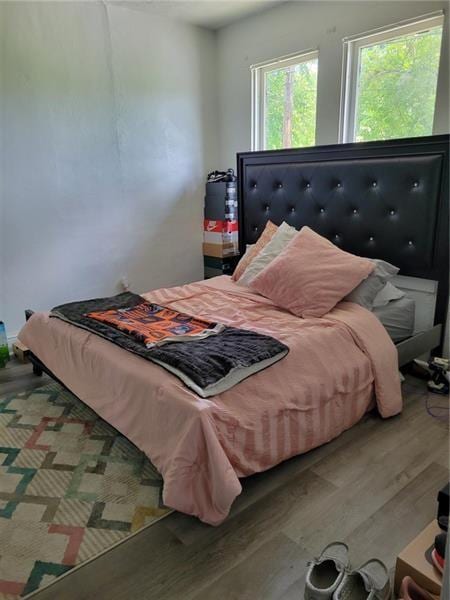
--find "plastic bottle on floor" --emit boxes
[0,321,10,368]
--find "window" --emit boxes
[251,50,318,151]
[340,12,444,143]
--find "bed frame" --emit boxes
[237,134,449,364]
[26,135,448,378]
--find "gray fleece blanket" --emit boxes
[50,292,289,397]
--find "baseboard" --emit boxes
[7,333,18,350]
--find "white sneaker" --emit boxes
[305,542,350,600]
[333,558,390,600]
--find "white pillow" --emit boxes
[372,281,405,308]
[239,222,298,286]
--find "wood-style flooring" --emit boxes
[0,359,448,600]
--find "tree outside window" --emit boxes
[264,57,318,150]
[342,14,443,142]
[252,51,318,151]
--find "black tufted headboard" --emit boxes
[237,134,449,347]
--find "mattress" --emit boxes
[373,296,415,342]
[18,276,402,525]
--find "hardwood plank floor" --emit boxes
[0,359,448,600]
[0,357,50,395]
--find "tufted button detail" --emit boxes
[413,181,419,188]
[264,205,270,211]
[353,208,358,214]
[320,207,325,213]
[372,181,377,188]
[253,226,258,232]
[306,182,311,189]
[369,236,374,241]
[389,209,396,216]
[336,182,342,188]
[277,183,283,189]
[290,206,295,213]
[252,182,257,188]
[408,240,414,246]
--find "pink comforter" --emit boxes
[18,276,402,525]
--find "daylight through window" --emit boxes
[341,13,443,142]
[252,51,318,151]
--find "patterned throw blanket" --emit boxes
[50,292,289,397]
[87,302,224,348]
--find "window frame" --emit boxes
[251,49,319,151]
[339,11,444,144]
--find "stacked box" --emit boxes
[203,219,238,257]
[205,181,238,220]
[204,255,240,279]
[203,180,239,278]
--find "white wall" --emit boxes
[217,0,450,166]
[0,4,5,333]
[0,1,218,337]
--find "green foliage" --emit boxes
[355,26,442,141]
[263,26,442,150]
[264,59,318,150]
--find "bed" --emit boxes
[373,296,416,343]
[236,134,449,362]
[18,134,449,525]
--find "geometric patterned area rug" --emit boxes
[0,383,171,599]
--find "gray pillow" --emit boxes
[345,258,399,309]
[372,281,405,308]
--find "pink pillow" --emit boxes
[232,221,278,281]
[250,226,375,317]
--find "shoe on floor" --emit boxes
[399,576,436,600]
[333,558,390,600]
[305,542,350,600]
[431,531,446,574]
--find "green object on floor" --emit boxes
[0,321,10,368]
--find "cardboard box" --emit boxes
[395,521,443,596]
[203,255,240,279]
[12,340,29,363]
[203,242,237,258]
[203,221,239,257]
[203,231,239,245]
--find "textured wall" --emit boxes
[0,1,218,336]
